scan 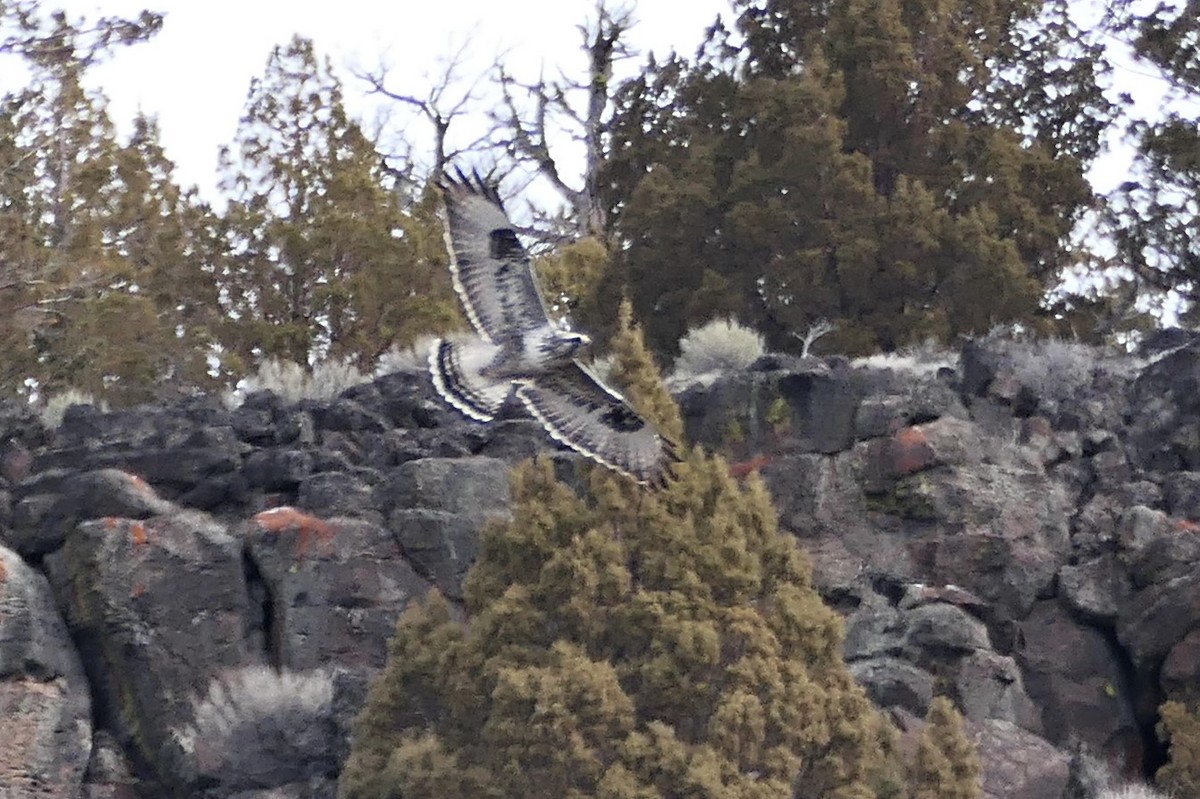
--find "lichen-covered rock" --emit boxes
[7,468,176,557]
[902,601,992,656]
[297,471,379,522]
[848,656,935,713]
[2,336,1200,795]
[1162,628,1200,697]
[973,718,1071,799]
[48,511,250,793]
[378,457,512,517]
[0,545,92,798]
[910,462,1072,619]
[679,366,865,459]
[861,416,984,492]
[1059,555,1132,623]
[378,458,513,598]
[1128,339,1200,471]
[245,510,431,670]
[953,650,1040,731]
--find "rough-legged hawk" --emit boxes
[429,169,679,486]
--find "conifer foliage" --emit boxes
[342,455,895,798]
[342,310,900,799]
[218,36,460,372]
[604,298,685,446]
[1156,700,1200,797]
[0,4,213,403]
[597,0,1116,356]
[908,697,982,799]
[1104,0,1200,319]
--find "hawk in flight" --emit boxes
[429,169,679,486]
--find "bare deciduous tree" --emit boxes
[353,38,491,182]
[492,0,635,237]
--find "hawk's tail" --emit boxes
[429,338,509,422]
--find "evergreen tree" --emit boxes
[1156,700,1200,797]
[341,310,917,799]
[0,90,48,395]
[106,115,227,394]
[597,0,1117,357]
[534,237,611,327]
[344,454,895,798]
[0,6,176,403]
[605,298,684,444]
[907,697,981,799]
[218,36,459,373]
[1104,0,1200,319]
[0,3,161,62]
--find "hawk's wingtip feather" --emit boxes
[435,161,680,487]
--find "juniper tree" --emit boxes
[1156,700,1200,797]
[342,309,912,799]
[1103,0,1200,321]
[603,298,684,444]
[100,114,226,396]
[218,36,459,372]
[533,237,611,328]
[0,5,197,403]
[596,0,1119,356]
[908,697,981,799]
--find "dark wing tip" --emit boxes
[647,447,681,490]
[438,165,506,209]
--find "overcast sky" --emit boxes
[0,1,1189,204]
[12,0,726,201]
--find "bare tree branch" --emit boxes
[793,319,836,357]
[490,0,637,238]
[352,37,489,179]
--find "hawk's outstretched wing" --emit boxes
[515,363,680,487]
[438,169,553,343]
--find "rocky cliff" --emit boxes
[2,333,1198,798]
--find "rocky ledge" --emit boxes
[2,332,1199,798]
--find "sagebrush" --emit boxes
[229,356,368,406]
[669,317,765,387]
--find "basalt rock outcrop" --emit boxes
[2,333,1199,797]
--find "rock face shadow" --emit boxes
[1,335,1199,795]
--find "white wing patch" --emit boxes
[428,338,509,421]
[430,168,681,487]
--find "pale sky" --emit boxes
[0,1,1188,202]
[12,0,730,202]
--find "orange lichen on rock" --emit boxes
[729,453,771,479]
[253,506,336,560]
[891,425,934,476]
[1174,518,1200,534]
[100,517,153,546]
[894,426,928,447]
